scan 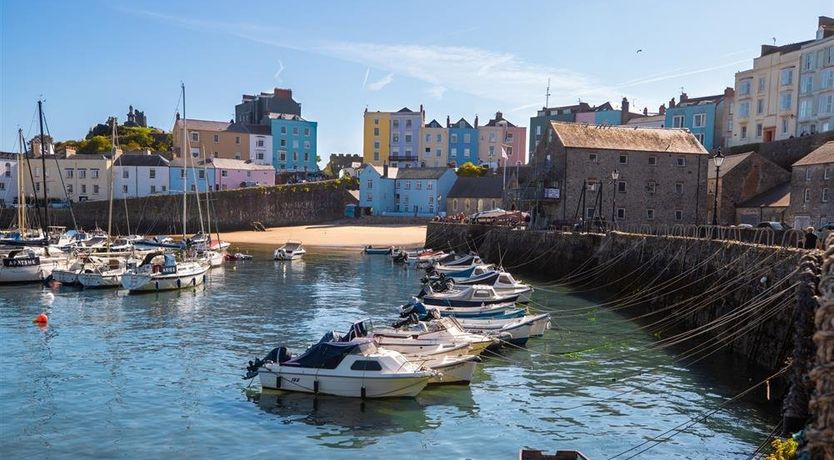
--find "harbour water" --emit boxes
[0,248,776,459]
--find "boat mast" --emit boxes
[181,83,187,240]
[16,129,27,234]
[201,145,218,246]
[106,117,117,255]
[37,100,49,236]
[189,143,205,236]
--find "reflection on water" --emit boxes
[0,247,776,459]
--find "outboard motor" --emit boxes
[244,346,291,379]
[417,286,429,299]
[391,312,420,329]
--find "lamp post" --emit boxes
[712,148,724,226]
[610,169,620,225]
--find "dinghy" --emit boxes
[273,241,306,261]
[401,301,526,320]
[419,284,519,308]
[363,245,393,255]
[457,313,552,346]
[245,337,434,398]
[346,318,495,356]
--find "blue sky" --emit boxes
[2,1,832,165]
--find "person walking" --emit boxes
[803,226,819,250]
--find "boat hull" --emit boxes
[258,367,429,398]
[121,266,209,292]
[51,269,81,286]
[0,257,64,284]
[426,357,479,385]
[78,272,123,288]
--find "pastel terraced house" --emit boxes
[210,158,275,191]
[363,110,391,166]
[478,111,527,167]
[173,118,250,160]
[420,119,448,168]
[169,158,216,193]
[270,113,318,173]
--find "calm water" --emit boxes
[0,248,775,459]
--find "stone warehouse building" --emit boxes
[531,122,709,227]
[706,151,791,225]
[788,141,834,228]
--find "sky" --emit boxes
[2,0,833,166]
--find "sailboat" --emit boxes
[0,107,67,283]
[120,83,210,292]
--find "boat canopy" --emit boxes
[284,338,376,369]
[163,254,177,267]
[139,251,164,266]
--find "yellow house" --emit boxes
[363,110,390,166]
[23,147,114,202]
[172,118,249,160]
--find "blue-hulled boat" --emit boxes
[419,285,519,308]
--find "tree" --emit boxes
[456,161,488,177]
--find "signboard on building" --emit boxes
[543,188,560,199]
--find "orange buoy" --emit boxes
[32,313,48,325]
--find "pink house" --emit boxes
[480,111,527,166]
[209,158,275,191]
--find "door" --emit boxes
[763,127,775,142]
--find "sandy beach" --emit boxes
[222,222,427,248]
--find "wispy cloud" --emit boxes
[427,85,447,100]
[274,59,284,82]
[366,73,394,91]
[361,67,370,88]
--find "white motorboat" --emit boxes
[51,254,91,286]
[120,252,209,292]
[200,250,224,268]
[0,247,66,284]
[401,344,481,385]
[348,318,495,355]
[419,284,519,308]
[457,313,552,346]
[77,256,133,288]
[247,338,434,398]
[274,241,306,261]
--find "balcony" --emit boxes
[388,155,418,162]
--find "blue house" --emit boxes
[394,167,457,216]
[169,158,216,193]
[447,117,478,166]
[358,164,397,215]
[664,91,732,150]
[270,114,318,173]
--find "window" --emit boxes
[436,149,442,157]
[646,181,657,194]
[180,169,186,178]
[799,99,813,118]
[618,154,628,164]
[756,99,765,115]
[81,184,87,194]
[695,133,704,144]
[435,134,441,142]
[803,53,816,71]
[149,168,156,179]
[416,181,422,190]
[820,94,834,114]
[675,182,684,194]
[801,75,813,94]
[350,360,383,371]
[738,102,750,118]
[373,152,379,161]
[304,128,310,136]
[739,78,752,96]
[825,167,831,180]
[190,132,199,142]
[489,146,495,156]
[823,188,829,203]
[366,192,373,202]
[741,126,748,138]
[693,113,706,128]
[373,128,379,136]
[213,134,219,143]
[304,152,309,161]
[279,151,287,161]
[257,152,264,160]
[672,115,684,128]
[405,181,411,190]
[756,124,763,138]
[64,168,73,178]
[464,148,470,157]
[221,170,228,177]
[93,184,99,194]
[292,140,299,149]
[616,208,625,219]
[675,210,683,221]
[450,133,458,143]
[121,185,128,193]
[585,207,596,219]
[280,139,287,147]
[646,209,655,220]
[676,157,686,167]
[451,147,457,157]
[304,141,311,149]
[392,134,399,143]
[463,133,471,143]
[190,184,196,192]
[617,180,627,193]
[427,182,433,190]
[65,184,71,194]
[162,185,167,192]
[781,68,793,86]
[257,139,264,148]
[280,126,287,134]
[199,169,205,179]
[78,169,87,179]
[122,169,129,179]
[779,92,792,111]
[392,120,399,129]
[823,70,834,89]
[293,152,298,161]
[589,153,598,163]
[804,188,810,202]
[648,156,657,166]
[292,127,298,135]
[489,132,497,142]
[758,77,766,93]
[405,134,412,143]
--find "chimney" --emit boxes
[643,107,648,116]
[680,92,688,103]
[176,112,181,121]
[446,115,450,127]
[621,97,629,114]
[659,104,666,115]
[274,88,292,99]
[64,146,77,157]
[760,45,778,57]
[383,162,389,178]
[419,104,423,113]
[724,87,735,98]
[669,97,676,108]
[495,111,503,120]
[474,115,479,128]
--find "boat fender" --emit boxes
[361,387,366,399]
[155,281,160,290]
[32,313,48,325]
[203,274,207,283]
[313,380,319,394]
[191,277,196,286]
[176,279,181,288]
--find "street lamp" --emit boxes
[712,148,724,226]
[610,169,620,225]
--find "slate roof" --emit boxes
[0,151,19,160]
[677,94,725,108]
[246,124,272,135]
[363,164,398,178]
[737,182,791,208]
[268,113,307,122]
[550,121,708,154]
[452,118,474,129]
[425,119,443,128]
[178,119,231,131]
[447,176,503,199]
[114,154,170,167]
[397,107,416,113]
[395,167,451,180]
[484,114,516,128]
[708,152,754,179]
[794,141,834,166]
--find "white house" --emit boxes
[0,152,19,208]
[113,152,171,198]
[248,126,272,165]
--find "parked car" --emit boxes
[817,222,834,231]
[732,223,753,229]
[756,221,791,231]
